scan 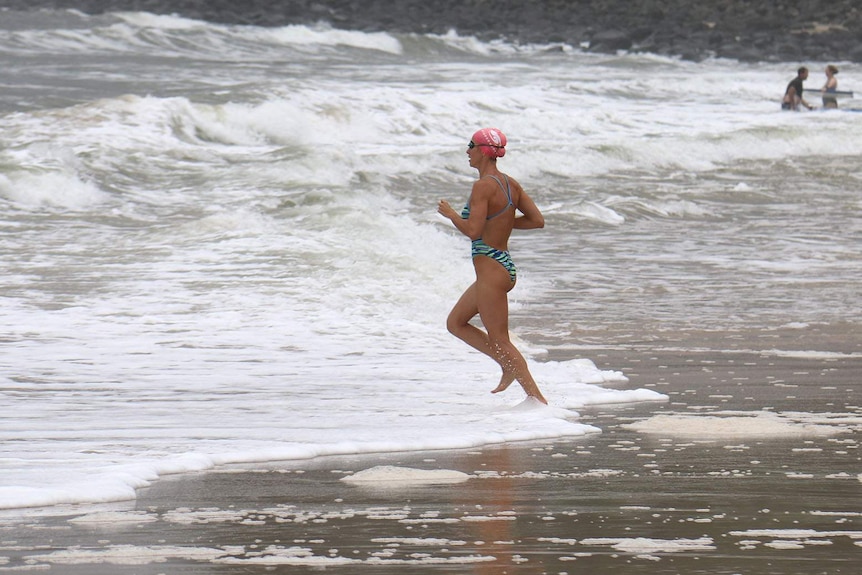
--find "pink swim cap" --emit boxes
[471,127,506,158]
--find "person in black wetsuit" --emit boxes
[782,67,813,111]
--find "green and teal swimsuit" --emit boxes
[461,174,517,283]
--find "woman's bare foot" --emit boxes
[490,370,516,394]
[515,376,548,404]
[491,372,548,404]
[525,388,548,405]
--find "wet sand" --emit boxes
[1,325,859,574]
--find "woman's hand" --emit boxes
[438,199,457,220]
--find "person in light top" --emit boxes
[437,128,548,404]
[821,64,839,109]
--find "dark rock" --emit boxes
[4,0,862,62]
[717,43,766,62]
[589,30,633,52]
[776,42,803,60]
[630,26,655,43]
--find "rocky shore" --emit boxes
[10,0,862,62]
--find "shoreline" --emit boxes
[7,0,862,62]
[3,328,859,573]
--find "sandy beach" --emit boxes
[3,325,859,574]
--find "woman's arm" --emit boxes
[514,189,544,230]
[438,180,491,240]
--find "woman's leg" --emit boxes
[446,282,493,356]
[446,281,526,395]
[473,258,547,404]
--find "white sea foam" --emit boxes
[579,536,716,553]
[625,411,852,438]
[28,540,498,568]
[0,353,649,510]
[114,11,210,31]
[260,23,404,54]
[729,529,862,540]
[68,511,159,525]
[341,466,471,485]
[0,170,106,209]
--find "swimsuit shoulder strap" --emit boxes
[501,174,513,204]
[483,174,513,220]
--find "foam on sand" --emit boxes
[624,411,850,438]
[579,536,716,553]
[68,511,158,525]
[341,466,471,485]
[728,529,862,550]
[28,543,496,567]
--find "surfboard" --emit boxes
[815,90,854,98]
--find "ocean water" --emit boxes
[1,9,860,512]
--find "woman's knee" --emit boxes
[446,318,458,336]
[446,314,465,336]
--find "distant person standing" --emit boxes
[821,64,839,109]
[782,67,813,111]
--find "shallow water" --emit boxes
[0,10,860,512]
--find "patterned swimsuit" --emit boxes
[460,175,517,283]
